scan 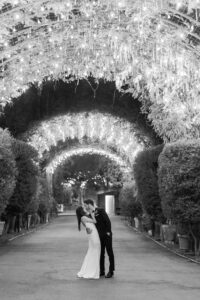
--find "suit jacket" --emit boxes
[94,208,112,237]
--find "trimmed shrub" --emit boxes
[134,145,165,222]
[119,182,142,220]
[8,140,39,215]
[0,128,17,214]
[38,177,53,221]
[158,140,200,255]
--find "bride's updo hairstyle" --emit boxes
[76,206,86,231]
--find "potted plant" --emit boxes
[177,223,190,250]
[160,221,176,244]
[158,140,200,256]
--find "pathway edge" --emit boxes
[125,221,200,266]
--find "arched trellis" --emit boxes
[23,111,147,165]
[46,147,131,175]
[45,147,133,195]
[1,0,200,141]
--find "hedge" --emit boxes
[8,140,39,215]
[0,128,17,214]
[158,140,200,255]
[134,145,164,222]
[119,182,142,219]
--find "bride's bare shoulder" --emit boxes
[81,215,90,221]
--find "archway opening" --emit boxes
[46,149,133,214]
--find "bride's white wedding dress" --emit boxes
[77,222,101,279]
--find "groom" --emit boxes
[84,199,115,278]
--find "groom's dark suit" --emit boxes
[94,208,115,274]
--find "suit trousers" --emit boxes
[100,233,115,273]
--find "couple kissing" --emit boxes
[76,199,115,279]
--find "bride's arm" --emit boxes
[81,214,97,224]
[81,214,96,234]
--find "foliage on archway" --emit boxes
[1,1,200,141]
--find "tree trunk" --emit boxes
[37,214,41,225]
[27,214,32,230]
[189,225,198,256]
[45,213,49,223]
[18,213,23,232]
[196,239,200,257]
[9,216,17,234]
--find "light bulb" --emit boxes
[110,12,115,19]
[179,32,185,39]
[14,13,21,20]
[176,2,182,9]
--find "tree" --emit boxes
[0,128,17,215]
[134,145,165,222]
[119,181,142,222]
[37,176,54,221]
[8,140,39,215]
[53,154,124,205]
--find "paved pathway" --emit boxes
[0,216,200,300]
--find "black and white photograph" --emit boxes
[0,1,200,299]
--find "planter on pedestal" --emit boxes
[160,224,176,244]
[134,217,140,229]
[178,235,189,250]
[154,221,161,240]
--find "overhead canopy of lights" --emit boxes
[1,0,200,141]
[23,112,146,167]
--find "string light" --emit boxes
[45,148,132,175]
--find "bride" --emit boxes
[76,206,101,279]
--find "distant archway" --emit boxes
[24,111,148,166]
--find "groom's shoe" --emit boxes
[105,271,114,278]
[100,272,105,277]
